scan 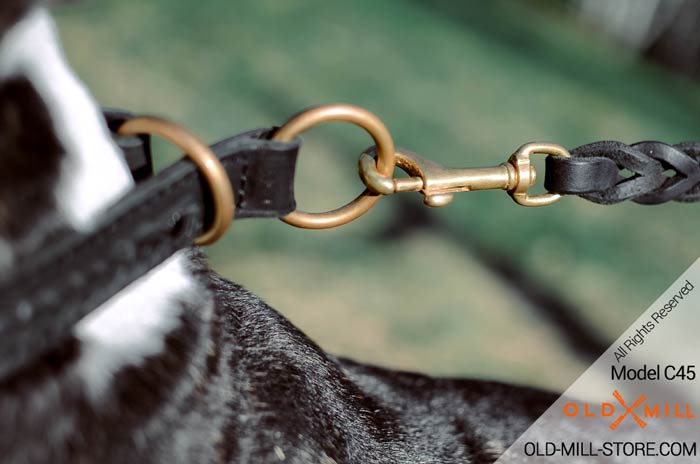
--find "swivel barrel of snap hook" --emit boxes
[508,142,570,207]
[272,104,396,229]
[118,116,235,245]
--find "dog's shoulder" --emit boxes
[204,267,556,463]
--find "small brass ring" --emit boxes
[118,116,235,245]
[272,104,395,229]
[508,142,570,207]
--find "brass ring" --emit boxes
[118,116,235,245]
[272,104,395,229]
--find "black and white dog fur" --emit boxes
[0,2,557,462]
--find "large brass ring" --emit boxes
[272,104,395,229]
[118,116,235,245]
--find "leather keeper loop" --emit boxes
[544,156,619,194]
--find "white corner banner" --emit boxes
[497,258,700,463]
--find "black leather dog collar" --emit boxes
[0,113,299,380]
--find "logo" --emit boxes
[609,390,646,430]
[563,390,696,430]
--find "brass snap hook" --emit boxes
[360,148,519,207]
[272,104,396,229]
[359,142,570,207]
[118,116,235,245]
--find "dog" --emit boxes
[0,2,558,462]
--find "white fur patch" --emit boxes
[74,251,195,399]
[0,8,132,229]
[0,8,199,397]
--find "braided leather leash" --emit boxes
[545,141,700,205]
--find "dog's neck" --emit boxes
[0,7,201,401]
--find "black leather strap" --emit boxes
[0,118,299,380]
[104,108,154,181]
[544,141,700,204]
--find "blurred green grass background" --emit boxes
[54,0,700,392]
